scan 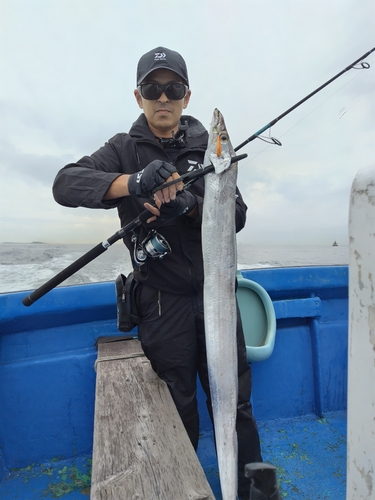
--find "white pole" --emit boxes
[347,165,375,500]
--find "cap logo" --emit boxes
[154,52,166,61]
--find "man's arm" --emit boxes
[103,174,130,199]
[53,136,125,209]
[53,154,183,208]
[52,161,123,209]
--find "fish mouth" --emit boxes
[211,110,229,146]
[212,109,227,137]
[206,109,232,173]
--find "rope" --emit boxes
[94,352,145,372]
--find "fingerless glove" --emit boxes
[128,160,177,198]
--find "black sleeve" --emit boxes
[235,186,248,233]
[52,135,125,209]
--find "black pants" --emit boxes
[136,283,262,497]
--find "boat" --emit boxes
[333,241,338,246]
[0,264,348,499]
[0,165,374,499]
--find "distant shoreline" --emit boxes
[1,241,45,244]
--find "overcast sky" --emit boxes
[1,0,374,246]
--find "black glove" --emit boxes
[159,190,197,219]
[128,160,177,198]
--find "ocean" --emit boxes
[0,242,348,294]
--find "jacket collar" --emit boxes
[129,114,208,143]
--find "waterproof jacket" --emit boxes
[53,114,247,294]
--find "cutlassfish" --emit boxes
[202,108,238,500]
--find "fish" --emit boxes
[202,108,238,500]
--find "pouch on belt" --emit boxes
[115,272,139,332]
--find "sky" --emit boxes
[1,0,374,246]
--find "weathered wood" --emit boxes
[91,338,215,500]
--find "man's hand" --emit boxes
[128,160,182,201]
[159,191,197,219]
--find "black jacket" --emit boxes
[53,114,247,294]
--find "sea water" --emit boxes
[0,241,349,294]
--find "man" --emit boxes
[53,46,262,499]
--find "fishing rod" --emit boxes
[22,154,247,306]
[147,47,375,194]
[22,47,375,306]
[234,46,375,151]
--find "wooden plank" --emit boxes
[91,338,215,500]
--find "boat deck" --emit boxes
[202,411,347,499]
[0,411,346,499]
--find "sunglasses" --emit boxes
[138,82,188,101]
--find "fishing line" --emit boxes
[240,84,375,165]
[289,83,375,148]
[237,50,375,169]
[279,77,368,134]
[237,141,273,171]
[275,82,375,149]
[274,56,375,142]
[339,83,375,119]
[238,83,374,170]
[234,47,375,153]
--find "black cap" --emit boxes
[136,47,189,87]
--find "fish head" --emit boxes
[205,108,233,174]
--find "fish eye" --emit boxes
[220,133,228,142]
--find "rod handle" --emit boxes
[22,243,108,306]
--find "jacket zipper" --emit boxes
[158,290,161,316]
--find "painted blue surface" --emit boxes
[0,266,348,498]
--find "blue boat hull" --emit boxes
[0,266,348,499]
